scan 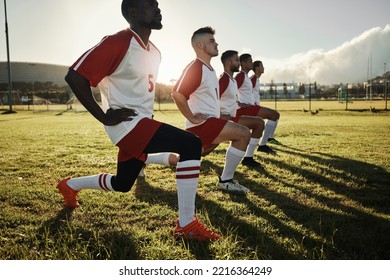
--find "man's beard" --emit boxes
[231,66,240,72]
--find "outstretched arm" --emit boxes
[65,69,137,126]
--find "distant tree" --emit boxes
[155,83,173,102]
[268,80,275,98]
[298,83,305,97]
[283,83,288,99]
[322,85,339,99]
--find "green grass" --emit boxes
[0,107,389,260]
[1,99,388,113]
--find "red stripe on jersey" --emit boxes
[131,31,150,51]
[219,72,230,98]
[176,174,200,179]
[250,75,258,88]
[235,71,245,89]
[71,29,139,87]
[173,59,204,98]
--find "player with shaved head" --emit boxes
[172,27,252,193]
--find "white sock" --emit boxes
[269,119,279,139]
[244,138,260,157]
[260,120,276,146]
[220,146,245,181]
[67,174,114,191]
[176,160,200,227]
[145,153,171,166]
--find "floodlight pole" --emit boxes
[346,83,349,111]
[274,84,277,111]
[385,81,388,111]
[385,62,388,111]
[308,66,312,112]
[3,0,15,113]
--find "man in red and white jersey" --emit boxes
[251,61,261,106]
[251,60,281,145]
[235,54,280,154]
[56,0,220,241]
[219,50,264,168]
[143,50,264,172]
[172,27,251,193]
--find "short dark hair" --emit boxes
[221,50,238,64]
[253,60,263,71]
[121,0,136,22]
[191,26,215,44]
[239,53,252,63]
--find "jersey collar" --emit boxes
[129,28,151,51]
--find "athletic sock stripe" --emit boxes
[177,166,201,172]
[176,174,200,179]
[99,174,109,191]
[177,171,200,178]
[176,166,200,178]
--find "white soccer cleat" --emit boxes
[217,179,251,193]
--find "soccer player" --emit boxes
[251,60,281,144]
[142,52,265,171]
[57,0,220,241]
[172,27,252,193]
[236,54,280,154]
[219,50,264,168]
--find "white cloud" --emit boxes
[260,25,390,85]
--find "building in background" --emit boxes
[0,61,68,87]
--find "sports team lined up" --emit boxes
[57,0,280,241]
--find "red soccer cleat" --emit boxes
[57,178,80,208]
[174,216,221,241]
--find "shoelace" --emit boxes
[191,221,218,238]
[228,180,244,189]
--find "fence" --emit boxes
[0,99,388,113]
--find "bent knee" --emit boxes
[239,126,251,141]
[111,176,135,193]
[113,184,133,193]
[179,132,202,161]
[258,118,265,129]
[184,133,202,152]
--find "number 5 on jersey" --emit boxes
[148,74,155,93]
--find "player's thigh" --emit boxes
[238,116,264,130]
[213,121,250,144]
[258,106,279,120]
[145,123,202,161]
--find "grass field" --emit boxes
[1,98,388,112]
[0,106,389,260]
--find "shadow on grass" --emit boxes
[37,207,140,259]
[133,163,295,260]
[249,144,390,259]
[45,143,389,259]
[270,145,390,214]
[196,144,390,259]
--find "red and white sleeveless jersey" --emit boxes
[70,28,161,144]
[219,72,239,117]
[250,74,261,105]
[235,71,255,105]
[174,59,220,129]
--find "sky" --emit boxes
[0,0,389,85]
